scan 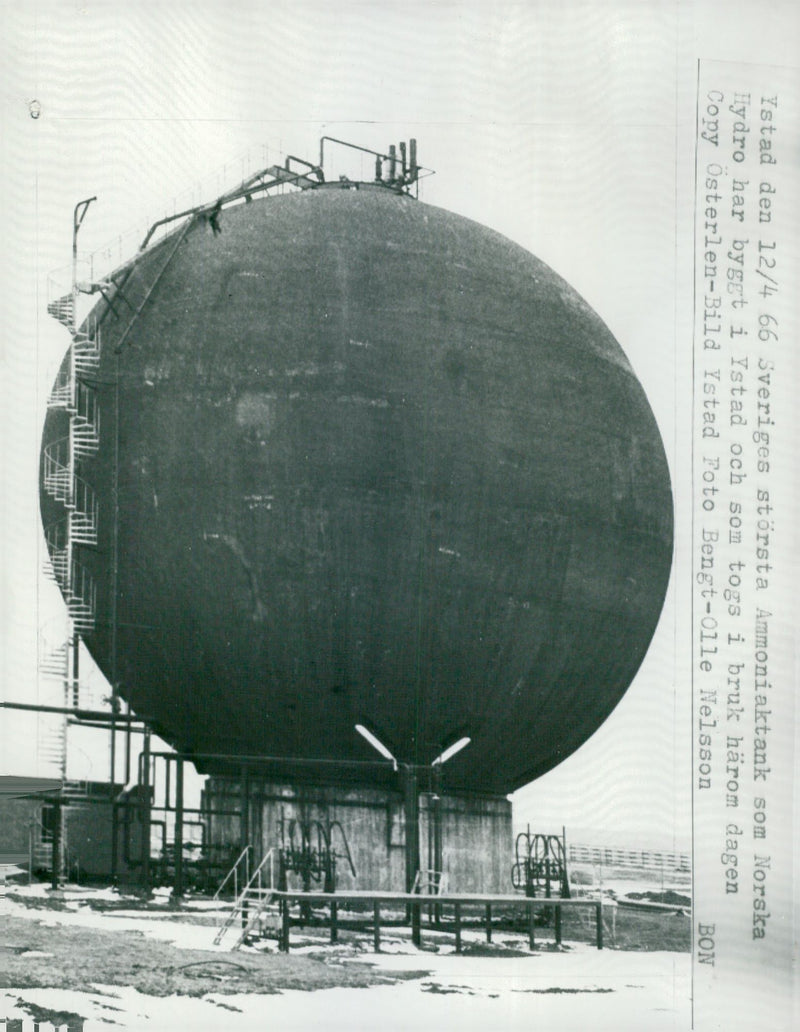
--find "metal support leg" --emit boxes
[173,757,184,898]
[486,903,492,943]
[373,901,381,953]
[240,765,250,853]
[50,800,62,890]
[528,901,536,950]
[454,902,462,953]
[403,766,420,895]
[281,899,290,952]
[411,900,421,947]
[404,765,421,945]
[432,764,443,926]
[596,902,604,949]
[330,900,338,943]
[141,731,151,890]
[110,713,118,883]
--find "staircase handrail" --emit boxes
[213,844,251,900]
[213,847,277,946]
[71,475,99,531]
[43,437,71,477]
[241,846,277,897]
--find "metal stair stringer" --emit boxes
[230,890,280,951]
[214,848,278,948]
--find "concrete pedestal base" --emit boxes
[202,778,512,894]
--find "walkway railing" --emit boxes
[266,891,606,954]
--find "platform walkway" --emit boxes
[268,890,605,953]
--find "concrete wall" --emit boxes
[420,792,513,894]
[203,778,513,894]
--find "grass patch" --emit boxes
[462,901,690,952]
[557,905,690,951]
[625,890,691,907]
[1,915,426,998]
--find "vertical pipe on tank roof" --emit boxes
[409,139,419,197]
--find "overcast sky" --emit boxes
[0,1,713,851]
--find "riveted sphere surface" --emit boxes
[41,187,672,793]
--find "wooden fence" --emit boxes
[568,844,690,872]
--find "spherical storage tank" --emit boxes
[41,168,673,796]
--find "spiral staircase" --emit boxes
[38,200,102,788]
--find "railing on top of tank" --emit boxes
[137,159,325,251]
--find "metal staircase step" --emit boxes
[39,650,68,677]
[214,849,279,948]
[47,294,75,328]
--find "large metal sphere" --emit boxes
[41,186,672,793]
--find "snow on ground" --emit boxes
[1,950,690,1032]
[1,883,691,1031]
[2,886,231,952]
